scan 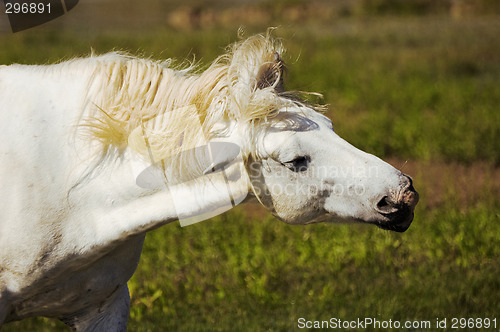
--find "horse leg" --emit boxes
[61,285,130,332]
[0,301,7,328]
[0,289,12,327]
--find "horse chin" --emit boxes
[313,211,414,232]
[269,198,416,231]
[274,212,414,232]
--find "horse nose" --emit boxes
[376,175,418,210]
[374,175,419,232]
[376,177,418,212]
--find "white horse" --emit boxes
[0,33,418,330]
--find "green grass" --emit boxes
[2,15,499,332]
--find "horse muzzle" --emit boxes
[374,175,419,232]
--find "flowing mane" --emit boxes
[79,32,306,173]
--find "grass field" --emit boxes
[1,7,499,332]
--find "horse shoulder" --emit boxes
[0,65,92,292]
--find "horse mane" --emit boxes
[77,32,316,181]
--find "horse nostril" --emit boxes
[376,195,397,214]
[377,196,389,208]
[377,196,391,212]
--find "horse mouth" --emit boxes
[377,211,414,232]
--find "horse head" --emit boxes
[204,33,419,231]
[119,32,417,231]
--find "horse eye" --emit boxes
[282,156,310,172]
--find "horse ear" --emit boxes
[256,52,285,92]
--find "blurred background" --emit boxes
[1,0,499,330]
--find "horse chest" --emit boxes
[8,235,145,322]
